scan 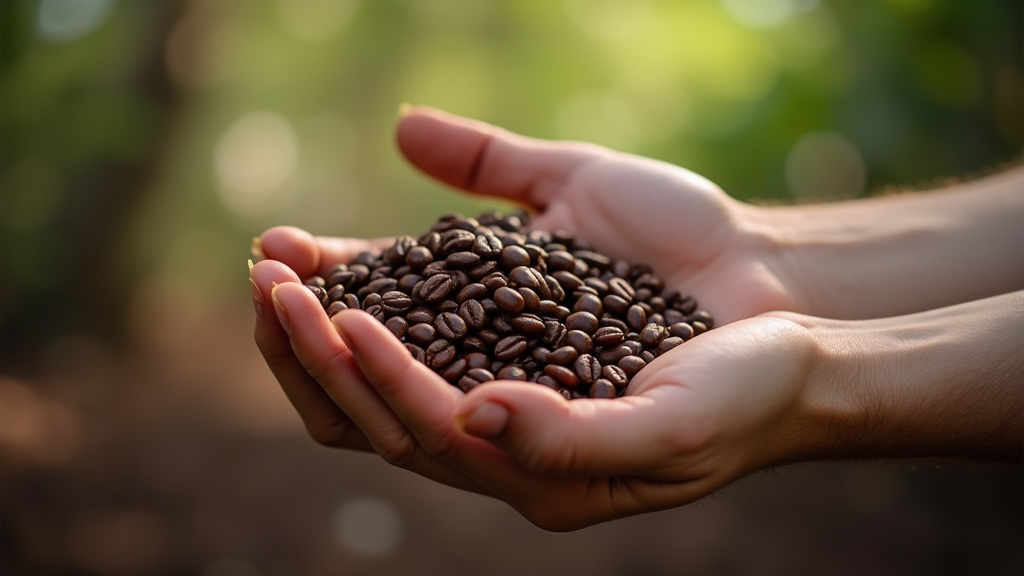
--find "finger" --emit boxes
[395,106,611,209]
[453,382,708,481]
[258,226,393,280]
[271,285,488,493]
[251,260,372,451]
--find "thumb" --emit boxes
[454,382,676,478]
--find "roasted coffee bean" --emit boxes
[537,300,560,317]
[397,273,421,294]
[422,261,448,278]
[573,250,612,269]
[446,251,481,269]
[574,354,601,384]
[364,304,383,318]
[327,284,346,302]
[456,283,488,303]
[440,358,468,382]
[326,301,347,317]
[690,321,708,335]
[420,273,454,303]
[407,308,435,325]
[574,293,604,316]
[565,330,593,354]
[626,304,648,332]
[500,245,531,269]
[532,347,551,364]
[404,245,434,271]
[407,323,436,346]
[544,275,564,302]
[469,260,498,280]
[480,272,509,292]
[603,294,630,315]
[551,270,584,291]
[509,266,545,290]
[547,250,575,272]
[497,365,527,381]
[494,335,528,361]
[342,293,361,310]
[385,316,408,339]
[589,379,616,399]
[458,368,494,392]
[544,364,578,388]
[599,317,630,333]
[472,234,503,258]
[305,275,327,288]
[381,291,413,315]
[602,365,628,389]
[657,336,684,355]
[438,299,459,313]
[491,314,514,334]
[608,277,635,302]
[512,313,546,335]
[478,329,501,347]
[648,313,666,327]
[366,277,398,295]
[593,326,625,346]
[668,322,694,341]
[664,309,686,326]
[648,296,667,314]
[462,337,488,354]
[385,236,416,265]
[640,350,656,364]
[639,323,666,348]
[565,311,599,334]
[458,299,487,329]
[440,229,475,253]
[435,312,468,340]
[537,375,560,391]
[518,287,540,313]
[618,355,647,378]
[464,352,491,370]
[306,284,329,307]
[675,295,698,315]
[623,340,644,356]
[597,345,631,366]
[426,339,457,368]
[541,320,567,348]
[688,310,714,329]
[494,286,526,313]
[348,263,371,285]
[548,346,578,366]
[405,343,426,363]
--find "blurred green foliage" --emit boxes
[1,0,1021,361]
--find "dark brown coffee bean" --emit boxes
[438,299,459,313]
[574,293,603,316]
[675,295,697,315]
[664,309,686,326]
[469,260,498,280]
[657,336,684,355]
[481,272,509,292]
[544,275,564,302]
[532,347,551,364]
[456,283,488,303]
[608,277,635,302]
[440,358,468,382]
[689,310,714,329]
[639,323,666,348]
[637,301,654,317]
[544,364,579,388]
[597,345,631,366]
[494,335,528,361]
[326,284,346,302]
[497,365,528,381]
[420,273,454,303]
[547,250,575,272]
[481,298,498,316]
[405,343,426,363]
[593,326,625,346]
[364,304,383,319]
[589,379,616,399]
[537,300,560,317]
[648,296,667,314]
[426,339,457,368]
[366,277,398,295]
[617,355,647,378]
[342,293,361,310]
[326,301,348,317]
[478,329,501,347]
[407,308,435,325]
[640,350,656,364]
[446,251,481,269]
[385,316,408,339]
[668,322,694,341]
[435,312,468,340]
[565,330,593,354]
[541,320,567,348]
[537,375,560,390]
[348,263,371,285]
[518,287,540,313]
[490,360,506,374]
[381,291,413,315]
[494,286,525,313]
[491,314,514,334]
[602,364,628,389]
[551,270,584,292]
[397,273,421,294]
[458,368,494,392]
[623,340,643,355]
[385,236,416,265]
[574,354,601,384]
[626,304,648,332]
[500,245,531,269]
[573,250,611,269]
[407,323,436,346]
[512,313,546,335]
[598,317,629,333]
[440,229,475,253]
[509,266,545,290]
[548,346,578,366]
[602,294,629,315]
[462,337,488,354]
[465,352,491,370]
[583,277,609,295]
[458,299,487,329]
[648,313,666,327]
[305,275,326,288]
[565,311,599,334]
[472,234,503,258]
[691,321,708,335]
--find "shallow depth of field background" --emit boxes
[1,1,1021,575]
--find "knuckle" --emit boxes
[373,430,420,469]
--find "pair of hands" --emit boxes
[249,107,838,530]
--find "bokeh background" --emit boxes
[1,0,1021,574]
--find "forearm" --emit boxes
[797,291,1024,463]
[752,166,1024,319]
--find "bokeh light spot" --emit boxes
[37,0,114,42]
[785,132,866,200]
[332,496,404,556]
[565,0,655,40]
[215,111,299,219]
[720,0,819,29]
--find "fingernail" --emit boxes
[271,285,292,335]
[459,402,509,439]
[250,278,264,322]
[250,237,263,258]
[398,102,413,117]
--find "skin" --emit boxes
[249,107,1024,531]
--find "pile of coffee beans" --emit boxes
[303,211,713,399]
